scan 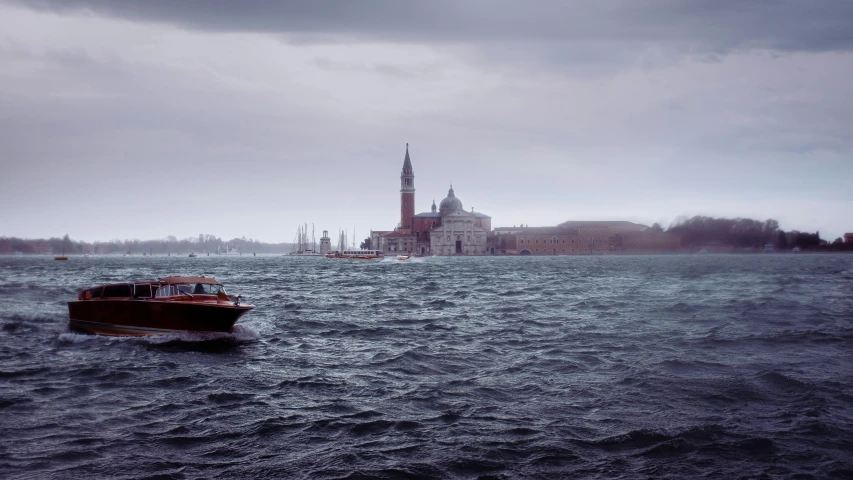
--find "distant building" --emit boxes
[492,221,679,255]
[371,145,680,256]
[30,240,50,255]
[371,145,491,255]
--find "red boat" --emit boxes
[67,276,254,336]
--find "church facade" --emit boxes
[371,145,491,256]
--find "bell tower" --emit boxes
[400,143,415,232]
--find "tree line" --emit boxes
[667,216,850,251]
[0,234,295,255]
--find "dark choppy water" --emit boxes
[1,254,852,479]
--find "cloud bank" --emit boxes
[1,1,851,241]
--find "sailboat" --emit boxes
[289,223,321,256]
[54,250,68,261]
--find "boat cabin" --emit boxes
[78,276,230,301]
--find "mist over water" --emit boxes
[1,254,852,478]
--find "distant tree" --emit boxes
[763,219,779,236]
[793,231,821,249]
[650,223,664,233]
[667,215,782,249]
[360,238,371,250]
[833,237,844,245]
[61,234,73,253]
[778,230,788,249]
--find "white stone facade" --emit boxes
[430,211,488,255]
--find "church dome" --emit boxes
[439,185,463,214]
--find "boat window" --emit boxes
[155,285,179,297]
[134,284,152,298]
[192,283,224,295]
[102,284,132,298]
[82,287,102,299]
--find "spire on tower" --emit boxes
[402,143,412,171]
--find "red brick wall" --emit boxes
[412,217,438,241]
[400,193,414,230]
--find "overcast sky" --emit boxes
[1,0,851,243]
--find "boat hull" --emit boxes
[67,299,254,336]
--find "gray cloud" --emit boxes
[0,1,851,241]
[8,0,853,55]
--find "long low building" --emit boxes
[490,221,680,255]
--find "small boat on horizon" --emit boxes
[67,275,254,336]
[55,250,68,261]
[396,254,411,261]
[188,252,197,258]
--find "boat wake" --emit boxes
[147,324,260,343]
[57,324,260,345]
[381,256,427,264]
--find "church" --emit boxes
[371,145,492,256]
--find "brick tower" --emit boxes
[400,143,415,232]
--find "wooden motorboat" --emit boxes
[67,276,254,336]
[396,255,411,261]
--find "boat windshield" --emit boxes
[155,283,225,297]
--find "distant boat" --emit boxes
[763,244,774,253]
[54,252,68,261]
[396,254,411,261]
[188,252,197,258]
[792,247,801,253]
[325,250,384,260]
